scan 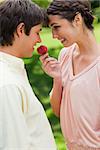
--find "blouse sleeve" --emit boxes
[49,44,76,95]
[58,44,77,63]
[58,47,68,62]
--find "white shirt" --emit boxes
[0,52,57,150]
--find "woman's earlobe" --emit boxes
[73,13,83,27]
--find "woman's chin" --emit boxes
[63,42,75,47]
[63,43,72,47]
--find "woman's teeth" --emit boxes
[61,39,66,43]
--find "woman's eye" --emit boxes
[53,26,60,30]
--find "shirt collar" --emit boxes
[0,52,24,70]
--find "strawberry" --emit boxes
[37,45,48,55]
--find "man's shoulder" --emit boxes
[0,62,20,87]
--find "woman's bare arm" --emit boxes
[40,53,63,117]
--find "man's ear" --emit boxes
[16,23,25,37]
[72,13,83,28]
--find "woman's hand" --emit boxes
[40,53,61,79]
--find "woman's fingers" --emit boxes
[43,57,58,67]
[40,54,58,67]
[39,53,48,63]
[39,54,61,78]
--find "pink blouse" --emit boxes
[59,44,100,150]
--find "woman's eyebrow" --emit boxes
[50,23,58,27]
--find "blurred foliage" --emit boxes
[91,0,100,9]
[32,0,51,8]
[24,50,66,150]
[91,0,100,23]
[93,7,100,23]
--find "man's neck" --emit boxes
[0,45,20,57]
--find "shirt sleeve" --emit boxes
[0,84,30,149]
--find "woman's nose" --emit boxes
[52,32,59,39]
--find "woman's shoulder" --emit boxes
[98,43,100,50]
[97,43,100,63]
[58,43,77,62]
[96,44,100,75]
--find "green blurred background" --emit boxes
[24,1,100,150]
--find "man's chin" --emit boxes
[22,52,33,58]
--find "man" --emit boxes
[0,0,57,150]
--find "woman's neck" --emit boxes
[77,30,99,56]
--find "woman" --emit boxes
[40,0,100,149]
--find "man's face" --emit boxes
[16,24,42,58]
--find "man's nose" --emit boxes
[37,36,42,43]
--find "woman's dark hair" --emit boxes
[47,0,94,31]
[0,0,44,46]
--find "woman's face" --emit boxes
[49,15,80,47]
